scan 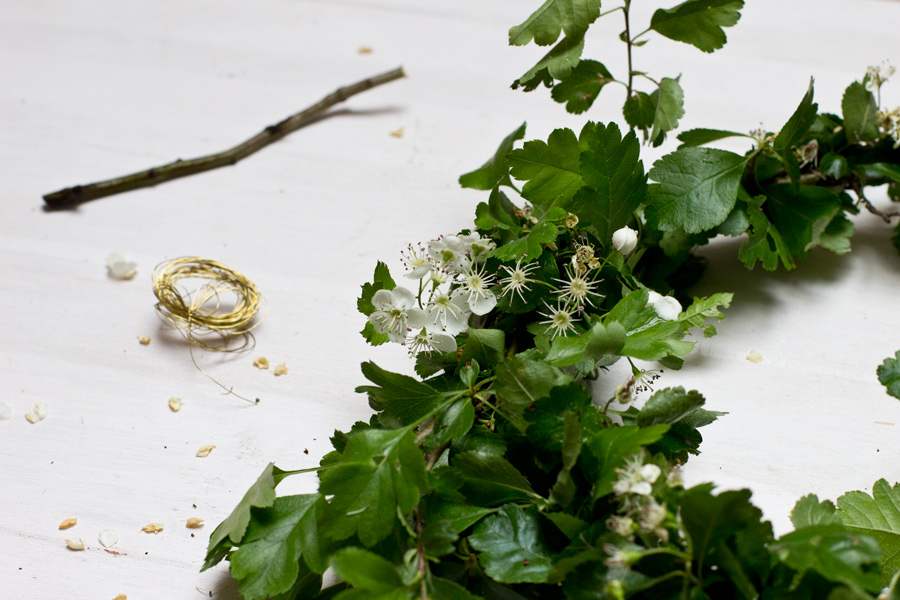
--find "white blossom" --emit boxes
[106,252,137,280]
[400,243,432,280]
[613,455,661,497]
[455,264,497,316]
[425,292,469,336]
[607,515,635,537]
[637,500,667,533]
[646,290,682,321]
[428,235,471,274]
[612,226,638,255]
[368,287,426,344]
[459,232,495,261]
[537,300,579,339]
[555,264,603,308]
[406,328,457,356]
[866,62,895,93]
[498,258,538,303]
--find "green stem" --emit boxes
[624,0,634,98]
[599,5,625,18]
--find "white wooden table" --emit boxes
[2,1,899,598]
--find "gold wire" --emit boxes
[152,257,266,404]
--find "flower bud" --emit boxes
[612,226,638,255]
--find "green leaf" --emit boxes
[419,495,495,533]
[765,184,842,259]
[637,386,705,427]
[447,452,540,506]
[420,519,459,559]
[430,577,485,600]
[513,35,585,91]
[330,547,404,594]
[650,0,744,53]
[774,79,818,160]
[678,293,733,337]
[544,321,626,367]
[490,219,561,262]
[469,504,554,583]
[524,382,592,453]
[459,329,506,368]
[677,128,751,148]
[356,362,450,427]
[837,478,900,583]
[544,512,588,540]
[434,399,476,446]
[646,147,747,233]
[821,152,849,180]
[842,81,879,143]
[508,0,602,46]
[460,123,527,190]
[320,428,427,546]
[791,494,841,529]
[651,77,686,145]
[739,195,796,271]
[494,356,572,423]
[229,495,326,600]
[582,424,669,500]
[816,213,855,256]
[550,60,614,114]
[549,411,584,507]
[772,524,883,592]
[474,187,523,234]
[564,122,646,246]
[623,92,656,137]
[508,128,585,207]
[358,262,396,346]
[868,162,900,184]
[877,351,900,399]
[204,462,282,571]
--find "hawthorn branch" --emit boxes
[852,178,900,223]
[43,67,406,208]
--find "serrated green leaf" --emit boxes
[837,478,900,583]
[602,290,694,361]
[765,184,842,259]
[842,81,879,143]
[331,547,405,594]
[739,195,796,271]
[650,0,744,53]
[469,504,554,583]
[637,386,705,427]
[494,356,572,423]
[490,220,560,262]
[815,212,854,256]
[582,424,669,500]
[651,77,685,145]
[320,428,427,546]
[508,127,585,207]
[549,411,583,507]
[877,351,900,399]
[460,123,527,191]
[513,35,585,91]
[646,147,747,233]
[204,462,282,571]
[624,92,656,138]
[677,128,751,148]
[509,0,602,46]
[447,452,540,506]
[420,519,459,559]
[564,122,645,246]
[434,399,476,446]
[678,293,733,337]
[419,495,495,534]
[358,262,396,316]
[550,59,613,114]
[772,524,883,591]
[524,382,592,454]
[791,494,841,529]
[774,78,818,164]
[475,187,524,234]
[356,361,451,427]
[459,329,506,368]
[229,494,326,600]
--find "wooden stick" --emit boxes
[43,67,406,207]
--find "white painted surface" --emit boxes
[1,0,898,597]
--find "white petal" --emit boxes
[631,481,653,496]
[0,402,12,421]
[371,289,394,309]
[640,464,661,484]
[390,287,417,309]
[442,235,465,252]
[387,330,407,344]
[430,332,457,353]
[368,311,390,334]
[612,226,638,255]
[404,264,431,280]
[33,403,49,420]
[469,291,497,316]
[653,296,682,321]
[443,307,469,335]
[406,307,426,330]
[98,529,119,548]
[646,290,662,307]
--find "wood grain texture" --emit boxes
[1,0,899,597]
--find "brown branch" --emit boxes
[852,178,900,223]
[42,67,406,208]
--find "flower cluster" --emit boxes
[608,452,674,545]
[878,106,900,148]
[865,62,895,94]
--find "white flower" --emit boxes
[537,300,579,339]
[425,292,469,335]
[555,264,603,308]
[368,287,426,344]
[613,455,661,497]
[866,62,895,93]
[498,258,538,303]
[646,290,682,321]
[637,500,667,533]
[458,232,495,261]
[606,515,634,538]
[106,252,137,280]
[400,243,432,280]
[455,264,497,315]
[406,328,457,356]
[428,235,471,274]
[612,226,638,255]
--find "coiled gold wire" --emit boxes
[152,257,265,403]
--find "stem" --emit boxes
[631,26,651,42]
[43,67,406,208]
[599,6,625,18]
[623,0,634,98]
[852,178,900,223]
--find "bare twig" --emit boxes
[852,178,900,223]
[42,67,406,208]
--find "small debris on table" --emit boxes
[186,517,204,529]
[138,335,151,345]
[0,402,12,421]
[253,357,269,369]
[106,252,137,280]
[25,403,48,423]
[390,127,405,138]
[59,518,77,530]
[168,397,183,412]
[358,46,373,54]
[746,350,763,363]
[98,529,119,548]
[196,444,216,458]
[141,523,164,534]
[113,594,127,600]
[274,364,288,376]
[65,537,85,551]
